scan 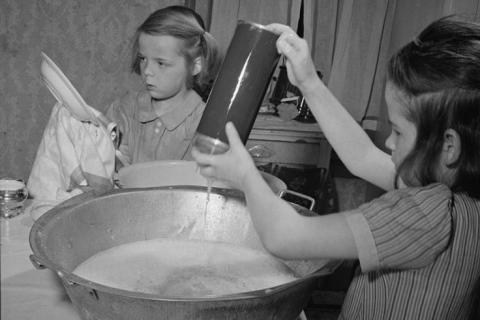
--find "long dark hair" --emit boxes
[131,5,222,100]
[387,16,480,198]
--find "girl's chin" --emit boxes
[149,92,173,102]
[146,89,164,100]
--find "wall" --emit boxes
[1,0,184,179]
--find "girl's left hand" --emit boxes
[192,122,258,191]
[266,23,319,93]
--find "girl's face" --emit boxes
[138,33,191,101]
[384,82,418,169]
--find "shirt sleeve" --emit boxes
[345,183,452,272]
[105,95,135,164]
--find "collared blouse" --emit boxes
[106,90,205,165]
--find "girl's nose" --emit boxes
[143,61,154,76]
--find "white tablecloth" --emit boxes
[1,211,80,320]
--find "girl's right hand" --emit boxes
[266,23,320,93]
[192,122,258,191]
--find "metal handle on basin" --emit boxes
[279,189,315,211]
[29,254,78,286]
[56,270,79,287]
[29,254,46,270]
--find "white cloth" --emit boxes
[27,103,116,220]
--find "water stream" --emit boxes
[203,178,212,238]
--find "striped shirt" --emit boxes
[341,183,480,319]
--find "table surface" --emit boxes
[1,207,81,320]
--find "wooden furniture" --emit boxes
[246,114,331,169]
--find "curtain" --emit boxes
[202,0,397,124]
[326,0,396,123]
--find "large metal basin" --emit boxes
[29,186,335,320]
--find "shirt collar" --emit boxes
[137,90,203,130]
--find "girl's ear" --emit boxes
[192,57,202,76]
[442,128,461,166]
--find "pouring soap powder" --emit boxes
[73,238,298,297]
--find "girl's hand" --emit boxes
[192,122,257,191]
[266,23,319,93]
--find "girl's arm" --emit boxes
[241,169,358,259]
[192,123,358,260]
[267,24,395,191]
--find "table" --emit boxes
[1,209,81,320]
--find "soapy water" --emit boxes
[73,238,298,298]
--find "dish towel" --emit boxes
[27,102,116,220]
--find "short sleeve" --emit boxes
[345,183,452,272]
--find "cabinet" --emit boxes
[247,114,335,215]
[246,114,331,169]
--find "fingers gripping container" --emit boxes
[194,21,280,154]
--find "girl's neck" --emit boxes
[151,89,191,116]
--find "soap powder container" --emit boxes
[193,20,280,154]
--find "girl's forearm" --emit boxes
[241,166,357,260]
[241,167,281,238]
